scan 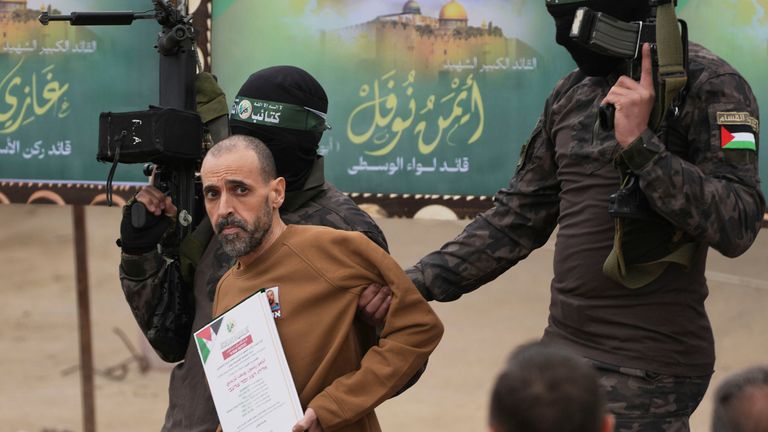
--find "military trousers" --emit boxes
[590,359,711,432]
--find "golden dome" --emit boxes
[439,0,468,21]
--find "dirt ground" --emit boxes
[1,204,767,432]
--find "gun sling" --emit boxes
[600,1,696,288]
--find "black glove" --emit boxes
[119,202,171,255]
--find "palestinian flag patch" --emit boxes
[720,125,756,151]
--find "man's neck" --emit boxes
[238,218,288,268]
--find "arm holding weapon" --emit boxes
[565,1,689,131]
[567,0,763,287]
[115,70,229,362]
[43,1,226,361]
[118,176,193,363]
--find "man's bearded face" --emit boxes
[216,197,272,258]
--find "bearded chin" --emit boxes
[219,218,272,258]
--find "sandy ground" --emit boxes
[1,204,767,432]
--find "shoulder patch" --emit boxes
[716,111,759,132]
[720,125,756,152]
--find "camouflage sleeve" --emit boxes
[406,116,561,301]
[285,185,390,252]
[119,251,193,362]
[324,186,390,252]
[358,225,388,252]
[621,72,765,257]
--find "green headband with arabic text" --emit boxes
[229,96,331,132]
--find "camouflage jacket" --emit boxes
[406,42,764,375]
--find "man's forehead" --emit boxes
[201,152,262,184]
[203,147,259,172]
[205,144,257,162]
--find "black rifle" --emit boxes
[42,0,204,361]
[567,0,689,131]
[566,1,689,221]
[42,0,204,256]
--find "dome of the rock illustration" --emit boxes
[439,0,468,22]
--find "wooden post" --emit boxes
[73,205,96,432]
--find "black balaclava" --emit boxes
[229,66,328,192]
[546,0,651,77]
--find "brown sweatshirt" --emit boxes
[213,225,443,431]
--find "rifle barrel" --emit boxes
[39,11,155,26]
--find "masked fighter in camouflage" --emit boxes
[361,1,764,430]
[118,66,389,431]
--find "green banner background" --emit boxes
[0,0,158,185]
[212,0,768,198]
[2,1,765,198]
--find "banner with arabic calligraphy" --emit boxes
[212,0,573,196]
[0,0,158,198]
[217,1,768,200]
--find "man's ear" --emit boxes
[271,177,286,209]
[601,413,615,432]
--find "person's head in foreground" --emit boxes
[712,365,768,432]
[489,341,614,432]
[200,134,286,262]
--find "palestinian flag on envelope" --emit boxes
[720,125,756,151]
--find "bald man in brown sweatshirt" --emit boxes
[201,134,443,432]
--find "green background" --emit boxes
[0,0,158,185]
[212,0,768,197]
[1,0,766,199]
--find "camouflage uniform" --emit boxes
[120,157,388,432]
[406,42,764,431]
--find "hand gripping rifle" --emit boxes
[41,0,204,257]
[566,0,689,132]
[562,0,696,288]
[565,0,689,221]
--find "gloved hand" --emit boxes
[119,186,177,255]
[119,203,170,255]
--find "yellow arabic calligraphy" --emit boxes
[415,75,485,154]
[347,70,398,148]
[0,57,71,134]
[347,70,485,156]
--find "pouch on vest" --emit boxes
[602,162,695,288]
